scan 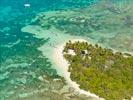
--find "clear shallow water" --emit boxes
[0,0,99,100]
[0,0,133,100]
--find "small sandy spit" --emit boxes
[52,39,104,100]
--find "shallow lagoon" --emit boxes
[0,0,133,100]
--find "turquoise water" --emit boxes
[0,0,133,100]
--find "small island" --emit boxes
[63,40,133,100]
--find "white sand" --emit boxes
[22,25,103,99]
[52,39,104,100]
[22,25,132,99]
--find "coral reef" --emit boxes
[32,0,133,52]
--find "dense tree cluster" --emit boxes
[63,41,133,100]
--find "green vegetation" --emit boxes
[63,41,133,100]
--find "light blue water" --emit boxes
[0,1,99,100]
[0,0,133,100]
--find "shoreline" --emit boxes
[22,25,102,99]
[21,25,133,99]
[52,39,104,100]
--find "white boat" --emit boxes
[24,3,31,7]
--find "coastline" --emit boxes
[22,25,133,99]
[22,25,103,99]
[52,39,104,100]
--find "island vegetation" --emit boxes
[63,41,133,100]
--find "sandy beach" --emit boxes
[52,39,104,100]
[22,25,133,100]
[22,25,103,99]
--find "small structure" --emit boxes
[68,49,76,56]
